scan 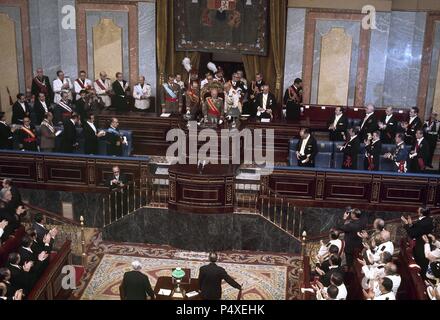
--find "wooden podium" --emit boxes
[168,164,235,214]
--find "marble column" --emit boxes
[138,2,157,100]
[283,8,306,93]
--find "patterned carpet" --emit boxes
[73,233,302,300]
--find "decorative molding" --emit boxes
[76,2,139,87]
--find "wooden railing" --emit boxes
[27,240,72,300]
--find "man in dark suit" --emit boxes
[120,261,155,300]
[402,207,434,277]
[198,252,242,300]
[328,107,348,141]
[112,72,129,113]
[378,107,398,144]
[32,212,57,245]
[0,112,14,150]
[423,112,440,168]
[31,68,53,102]
[336,208,367,268]
[402,107,422,145]
[106,118,127,157]
[60,114,79,153]
[318,255,343,287]
[6,253,36,295]
[359,104,378,141]
[17,235,49,278]
[33,93,51,125]
[338,127,360,170]
[254,85,276,119]
[83,113,105,155]
[409,129,430,173]
[364,131,382,171]
[74,90,88,124]
[11,93,31,125]
[295,128,318,167]
[0,204,26,241]
[2,179,22,208]
[107,166,128,190]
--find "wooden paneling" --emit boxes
[265,168,440,211]
[0,150,150,192]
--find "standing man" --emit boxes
[160,75,182,114]
[16,117,38,152]
[384,133,409,173]
[336,208,367,269]
[402,107,422,145]
[0,112,14,150]
[39,112,56,153]
[364,131,382,171]
[378,107,398,144]
[203,88,224,125]
[74,71,93,100]
[52,70,73,104]
[120,261,155,300]
[359,104,378,141]
[283,78,303,121]
[94,72,112,108]
[338,127,360,170]
[328,107,348,142]
[295,128,318,167]
[11,94,31,125]
[31,68,53,102]
[74,90,88,124]
[83,113,105,155]
[401,207,434,277]
[133,76,152,111]
[409,129,430,173]
[106,118,127,157]
[423,112,440,168]
[34,93,51,125]
[198,252,242,300]
[53,92,73,126]
[112,72,129,113]
[247,73,265,116]
[185,81,201,120]
[255,85,275,120]
[60,114,79,153]
[107,166,127,189]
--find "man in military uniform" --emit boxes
[16,117,38,152]
[384,133,409,173]
[423,112,440,168]
[185,80,201,121]
[203,88,224,125]
[338,127,360,170]
[364,131,382,171]
[160,75,182,114]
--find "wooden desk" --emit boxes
[154,277,201,300]
[168,164,236,214]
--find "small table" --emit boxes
[154,277,202,300]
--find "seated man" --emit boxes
[198,252,242,300]
[295,128,318,167]
[120,261,155,300]
[384,133,408,173]
[107,166,127,190]
[255,85,275,120]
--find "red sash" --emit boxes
[22,127,36,143]
[95,79,107,91]
[76,79,85,88]
[207,98,221,117]
[343,156,352,168]
[368,155,375,171]
[398,161,406,173]
[34,77,48,94]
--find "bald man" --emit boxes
[133,76,152,111]
[31,68,53,102]
[94,72,112,108]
